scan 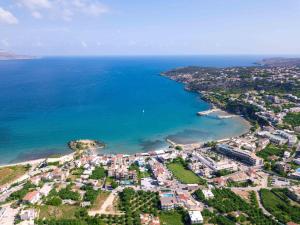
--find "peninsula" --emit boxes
[68,139,105,151]
[161,60,299,127]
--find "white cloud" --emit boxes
[80,2,108,16]
[128,40,137,46]
[81,41,87,48]
[33,41,43,47]
[1,39,10,47]
[68,0,109,18]
[32,11,42,19]
[72,0,85,8]
[19,0,52,10]
[0,7,19,24]
[62,9,73,21]
[18,0,109,20]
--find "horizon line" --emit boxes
[33,53,300,58]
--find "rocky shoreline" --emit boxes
[68,139,105,151]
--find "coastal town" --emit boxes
[1,60,300,225]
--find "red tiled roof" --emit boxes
[286,222,299,225]
[23,191,39,201]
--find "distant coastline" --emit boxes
[0,51,35,60]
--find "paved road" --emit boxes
[0,204,19,225]
[0,184,24,202]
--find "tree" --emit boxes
[46,197,62,206]
[90,167,106,180]
[264,162,271,171]
[58,185,80,201]
[194,189,205,202]
[175,145,183,151]
[111,180,118,189]
[75,208,88,219]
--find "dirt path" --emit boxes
[88,190,123,216]
[255,190,272,217]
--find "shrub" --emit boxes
[46,197,62,206]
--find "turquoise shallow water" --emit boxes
[0,56,261,164]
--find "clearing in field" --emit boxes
[167,162,205,184]
[38,205,78,219]
[91,191,110,210]
[0,165,28,186]
[159,210,185,225]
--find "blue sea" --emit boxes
[0,56,262,164]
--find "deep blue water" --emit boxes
[0,56,262,164]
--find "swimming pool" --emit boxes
[162,193,174,197]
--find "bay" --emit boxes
[0,55,262,164]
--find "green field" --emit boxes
[0,165,28,186]
[256,144,286,160]
[284,112,300,127]
[167,162,205,184]
[159,211,185,225]
[38,205,79,219]
[260,188,300,223]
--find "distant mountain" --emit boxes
[0,51,35,60]
[258,57,300,67]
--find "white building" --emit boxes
[274,130,298,146]
[290,171,300,180]
[202,189,214,199]
[188,210,203,224]
[284,151,291,158]
[216,144,263,166]
[294,158,300,165]
[192,151,237,172]
[39,183,52,197]
[19,209,37,221]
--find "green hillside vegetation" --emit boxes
[260,188,300,223]
[284,112,300,127]
[256,144,287,160]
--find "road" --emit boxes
[0,184,24,202]
[0,204,19,225]
[254,190,272,217]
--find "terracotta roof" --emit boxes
[287,222,299,225]
[23,190,39,201]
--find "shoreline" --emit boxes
[0,109,251,168]
[0,151,76,169]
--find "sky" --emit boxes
[0,0,300,56]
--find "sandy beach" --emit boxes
[0,151,75,169]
